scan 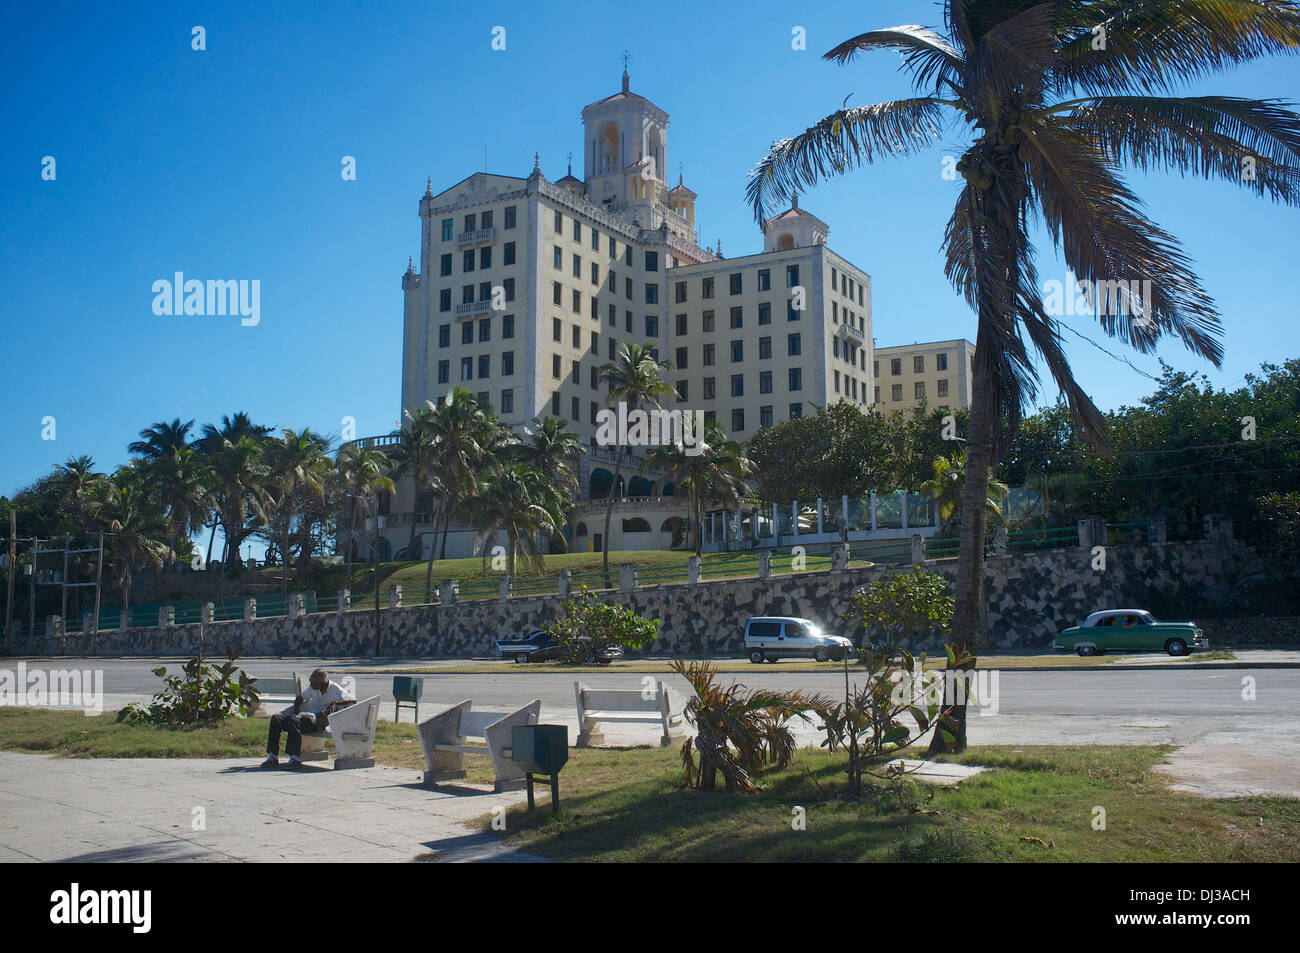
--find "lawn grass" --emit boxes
[489,744,1300,862]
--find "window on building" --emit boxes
[938,379,949,397]
[440,253,452,276]
[573,220,581,242]
[789,402,803,419]
[552,354,561,378]
[731,408,745,432]
[591,228,599,250]
[462,285,474,305]
[891,358,902,376]
[915,381,926,399]
[438,324,450,348]
[645,314,659,337]
[702,277,714,299]
[572,255,582,278]
[591,262,599,285]
[503,242,515,266]
[478,354,490,378]
[502,351,514,376]
[551,392,561,415]
[625,277,633,300]
[645,251,658,272]
[504,205,516,229]
[572,360,581,384]
[936,352,948,371]
[786,264,799,287]
[479,318,490,342]
[675,281,687,303]
[480,246,491,269]
[441,219,453,241]
[730,306,743,329]
[702,310,715,332]
[463,250,475,273]
[914,355,925,373]
[625,310,632,332]
[675,346,688,369]
[571,396,580,420]
[703,377,716,400]
[571,324,581,348]
[675,313,687,335]
[730,340,743,363]
[788,333,801,356]
[503,278,515,301]
[892,383,903,401]
[553,210,562,233]
[500,389,513,414]
[437,360,449,384]
[731,374,744,397]
[462,322,474,345]
[572,289,581,313]
[461,357,473,380]
[645,283,658,305]
[834,370,840,393]
[608,338,617,359]
[676,380,688,402]
[874,386,880,402]
[729,273,742,295]
[787,300,801,321]
[831,267,838,291]
[759,370,772,394]
[760,405,773,428]
[552,282,562,306]
[439,289,451,312]
[703,343,715,366]
[464,213,476,233]
[789,367,803,391]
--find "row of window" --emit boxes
[671,333,804,368]
[878,352,952,376]
[440,242,517,275]
[833,338,867,370]
[437,280,516,313]
[670,368,805,400]
[832,370,872,403]
[437,315,515,347]
[439,207,517,241]
[878,380,951,401]
[672,265,799,302]
[437,353,517,383]
[830,266,866,307]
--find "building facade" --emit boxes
[871,338,975,416]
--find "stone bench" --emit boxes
[297,696,381,770]
[575,680,686,747]
[418,699,541,792]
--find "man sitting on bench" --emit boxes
[260,669,355,769]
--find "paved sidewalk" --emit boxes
[0,752,543,863]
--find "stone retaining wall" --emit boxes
[15,537,1296,657]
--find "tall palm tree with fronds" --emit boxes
[392,404,443,560]
[129,418,195,461]
[644,419,753,556]
[193,413,273,567]
[263,428,331,604]
[427,388,508,560]
[52,455,105,528]
[921,452,1010,532]
[468,464,561,577]
[335,444,394,594]
[748,0,1300,750]
[91,464,170,619]
[208,436,270,601]
[514,415,585,552]
[597,343,677,579]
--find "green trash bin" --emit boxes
[392,676,423,723]
[511,724,569,813]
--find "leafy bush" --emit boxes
[121,646,259,726]
[545,587,661,663]
[839,566,954,650]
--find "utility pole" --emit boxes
[373,493,382,656]
[28,537,37,647]
[92,530,104,656]
[4,509,15,653]
[60,533,70,654]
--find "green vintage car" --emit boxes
[1053,609,1207,657]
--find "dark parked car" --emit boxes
[494,630,623,664]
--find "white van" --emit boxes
[743,617,853,663]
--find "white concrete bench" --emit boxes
[418,699,541,792]
[297,696,381,770]
[575,680,686,747]
[249,674,301,715]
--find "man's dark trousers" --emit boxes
[267,712,325,757]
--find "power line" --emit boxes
[1055,320,1162,381]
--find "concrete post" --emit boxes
[901,493,909,531]
[994,526,1008,557]
[1149,516,1167,545]
[243,597,257,621]
[499,576,511,602]
[439,580,457,605]
[619,563,637,592]
[816,498,824,535]
[842,495,849,533]
[831,542,850,571]
[46,615,61,640]
[557,569,571,599]
[791,501,799,538]
[200,601,214,625]
[1077,518,1096,550]
[119,607,130,631]
[870,492,878,532]
[290,593,306,618]
[688,556,701,586]
[757,550,773,579]
[159,606,175,628]
[910,534,925,564]
[81,612,96,636]
[388,584,402,610]
[338,589,351,614]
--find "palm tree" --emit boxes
[208,436,269,601]
[335,444,394,594]
[598,343,676,579]
[427,388,508,561]
[129,418,195,461]
[92,465,170,619]
[747,0,1300,750]
[514,416,585,552]
[193,413,273,567]
[921,452,1009,532]
[392,404,443,562]
[263,428,331,604]
[468,464,561,577]
[644,419,752,556]
[52,456,105,527]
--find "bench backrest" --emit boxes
[458,709,509,738]
[253,675,300,696]
[579,686,664,713]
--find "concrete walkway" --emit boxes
[0,752,543,863]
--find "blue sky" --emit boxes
[3,0,1298,520]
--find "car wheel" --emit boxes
[813,646,829,662]
[749,650,765,664]
[1166,639,1187,657]
[513,653,529,664]
[1077,645,1096,657]
[584,651,598,664]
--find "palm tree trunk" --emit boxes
[602,447,625,584]
[424,507,441,602]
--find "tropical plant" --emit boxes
[392,404,443,559]
[747,0,1300,750]
[840,566,957,651]
[598,343,676,578]
[545,587,660,663]
[334,444,394,593]
[469,464,561,577]
[193,412,273,570]
[120,646,259,726]
[645,418,752,555]
[670,658,832,794]
[92,465,170,617]
[262,428,331,602]
[920,452,1009,531]
[426,388,511,560]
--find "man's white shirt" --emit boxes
[285,680,355,716]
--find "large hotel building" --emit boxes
[345,71,971,560]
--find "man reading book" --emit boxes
[260,669,355,768]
